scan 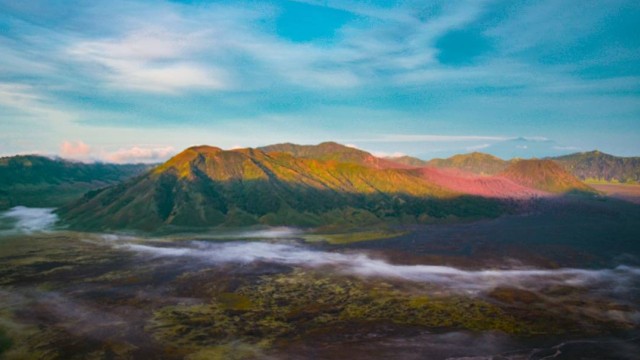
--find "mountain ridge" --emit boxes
[56,143,601,231]
[0,155,151,210]
[58,145,504,230]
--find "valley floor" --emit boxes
[0,195,639,359]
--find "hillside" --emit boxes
[385,155,428,167]
[59,146,504,230]
[426,152,508,175]
[500,159,595,194]
[551,150,640,183]
[0,155,150,209]
[414,167,547,199]
[259,142,412,169]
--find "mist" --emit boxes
[0,206,57,234]
[115,240,640,295]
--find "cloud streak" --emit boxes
[116,240,640,295]
[103,145,175,164]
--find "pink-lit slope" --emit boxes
[415,167,548,199]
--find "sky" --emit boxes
[0,0,639,163]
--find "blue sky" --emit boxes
[0,0,639,162]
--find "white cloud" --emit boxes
[60,140,92,158]
[372,150,407,158]
[466,143,491,151]
[69,27,229,93]
[0,83,74,123]
[103,145,175,164]
[56,140,175,163]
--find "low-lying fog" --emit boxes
[112,239,640,297]
[2,206,640,298]
[0,206,58,234]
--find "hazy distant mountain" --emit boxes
[426,152,508,175]
[0,155,150,209]
[414,150,640,186]
[551,151,640,183]
[60,145,504,231]
[500,159,595,194]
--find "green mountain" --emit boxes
[551,150,640,184]
[60,145,504,231]
[0,155,150,210]
[500,159,595,194]
[259,142,411,169]
[426,152,508,175]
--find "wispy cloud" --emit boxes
[56,140,175,163]
[69,27,229,93]
[0,83,74,123]
[60,140,91,158]
[104,145,175,163]
[0,0,638,157]
[466,143,491,151]
[353,134,511,143]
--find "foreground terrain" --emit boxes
[0,194,639,359]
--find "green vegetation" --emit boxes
[0,155,150,210]
[304,228,405,244]
[149,269,526,351]
[150,268,630,355]
[0,328,11,355]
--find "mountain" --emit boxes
[426,152,508,175]
[59,145,504,231]
[259,142,412,169]
[416,150,640,186]
[385,155,428,167]
[500,159,595,194]
[0,155,150,210]
[551,150,640,184]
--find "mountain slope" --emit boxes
[0,155,150,209]
[500,159,595,194]
[414,167,547,199]
[551,151,640,183]
[60,146,504,230]
[259,142,412,169]
[426,152,508,175]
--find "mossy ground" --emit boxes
[0,232,637,359]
